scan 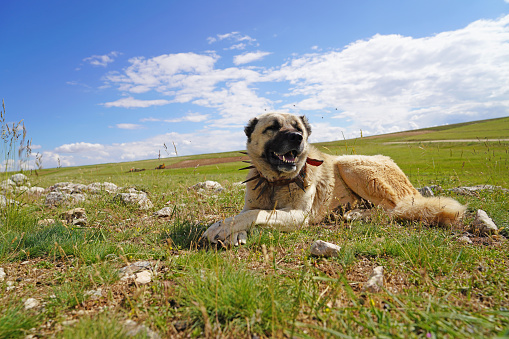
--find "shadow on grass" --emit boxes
[160,220,209,250]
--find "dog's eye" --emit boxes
[264,123,280,133]
[293,123,303,133]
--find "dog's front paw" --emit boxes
[203,220,229,243]
[225,231,248,247]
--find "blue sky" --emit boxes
[1,0,509,168]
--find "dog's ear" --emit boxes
[244,117,259,142]
[300,115,312,136]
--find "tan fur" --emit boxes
[204,113,466,246]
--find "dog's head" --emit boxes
[245,113,312,179]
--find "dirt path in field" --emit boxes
[166,155,249,169]
[385,139,509,144]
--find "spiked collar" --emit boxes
[240,156,323,199]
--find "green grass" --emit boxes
[0,115,508,338]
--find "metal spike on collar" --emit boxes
[294,176,306,192]
[242,174,260,184]
[238,165,256,171]
[256,182,269,200]
[253,177,266,191]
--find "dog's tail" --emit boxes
[391,195,466,226]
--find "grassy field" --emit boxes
[1,116,508,338]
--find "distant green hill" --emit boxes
[26,115,509,188]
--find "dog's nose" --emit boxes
[287,132,303,142]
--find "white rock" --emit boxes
[363,266,384,293]
[114,193,153,210]
[0,267,5,281]
[27,186,46,196]
[124,320,160,339]
[103,182,119,193]
[189,181,223,192]
[0,179,15,190]
[24,298,40,310]
[120,261,152,275]
[135,271,152,284]
[61,208,87,226]
[10,173,29,186]
[310,240,341,257]
[472,209,498,235]
[457,235,473,244]
[84,289,102,300]
[153,207,173,217]
[0,195,17,207]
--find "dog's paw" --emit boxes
[225,231,248,247]
[203,220,229,243]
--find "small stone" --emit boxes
[61,208,87,226]
[417,186,434,197]
[124,319,160,339]
[120,261,152,275]
[189,181,224,193]
[84,289,102,300]
[135,271,152,284]
[363,266,384,293]
[24,298,40,310]
[153,207,173,217]
[310,240,341,257]
[0,267,5,281]
[457,235,473,244]
[471,209,498,235]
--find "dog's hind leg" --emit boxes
[335,155,466,225]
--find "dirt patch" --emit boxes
[166,155,249,169]
[365,130,434,139]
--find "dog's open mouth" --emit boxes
[272,150,298,164]
[267,150,300,172]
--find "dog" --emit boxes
[203,112,466,246]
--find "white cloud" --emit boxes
[71,15,509,169]
[84,51,121,67]
[165,112,209,123]
[114,123,144,130]
[233,51,272,65]
[54,142,105,154]
[207,32,258,50]
[101,97,171,108]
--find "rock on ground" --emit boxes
[61,208,87,226]
[470,209,498,235]
[135,271,152,284]
[362,266,384,293]
[0,267,5,281]
[24,298,40,310]
[189,181,224,193]
[10,173,28,186]
[310,240,341,257]
[153,206,173,217]
[123,320,160,339]
[114,193,153,210]
[45,192,86,207]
